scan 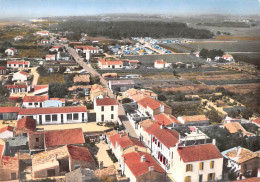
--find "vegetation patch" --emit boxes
[38,74,65,84]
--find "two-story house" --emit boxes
[94,98,118,123]
[172,144,223,182]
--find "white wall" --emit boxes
[94,104,118,122]
[0,131,13,139]
[12,72,28,82]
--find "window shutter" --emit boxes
[199,162,202,170]
[210,161,214,168]
[212,173,215,180]
[191,164,193,171]
[207,174,209,181]
[186,165,188,172]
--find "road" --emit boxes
[66,45,138,138]
[30,67,39,86]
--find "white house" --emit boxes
[45,55,56,61]
[17,106,88,125]
[5,48,18,56]
[32,85,49,96]
[172,144,223,182]
[75,46,99,54]
[0,126,14,139]
[222,55,234,62]
[14,36,24,41]
[154,60,171,69]
[36,31,49,36]
[7,61,30,69]
[22,96,65,108]
[12,71,29,82]
[98,59,123,69]
[41,39,49,44]
[94,98,118,123]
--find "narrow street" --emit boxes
[66,45,138,138]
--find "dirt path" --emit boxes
[96,141,114,167]
[31,67,39,85]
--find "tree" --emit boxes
[199,48,209,59]
[36,66,47,76]
[158,94,167,101]
[122,98,132,104]
[0,85,9,97]
[49,83,68,98]
[206,109,223,124]
[228,110,239,118]
[241,108,253,119]
[90,75,100,84]
[216,31,221,35]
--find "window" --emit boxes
[11,173,16,180]
[35,138,39,142]
[52,115,57,121]
[208,173,215,181]
[111,114,114,119]
[14,64,16,66]
[199,162,204,170]
[67,114,72,121]
[73,113,79,120]
[45,115,51,122]
[101,114,104,121]
[101,106,104,111]
[210,161,214,169]
[74,164,80,170]
[186,164,193,172]
[29,103,33,106]
[184,176,191,182]
[111,106,114,111]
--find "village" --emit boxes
[0,13,259,182]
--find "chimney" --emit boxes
[212,139,216,145]
[149,166,154,172]
[141,155,146,162]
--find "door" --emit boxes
[61,114,63,123]
[199,174,203,182]
[47,169,55,177]
[39,115,42,125]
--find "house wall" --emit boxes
[18,112,88,125]
[240,157,259,177]
[0,112,18,120]
[7,63,29,69]
[46,57,55,61]
[122,161,137,182]
[69,158,96,171]
[94,104,118,123]
[32,164,59,178]
[154,63,165,69]
[12,73,27,82]
[0,131,13,139]
[0,69,6,75]
[137,171,167,182]
[137,126,152,150]
[7,87,28,93]
[99,63,123,70]
[171,149,223,182]
[0,168,19,181]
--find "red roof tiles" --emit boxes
[154,113,182,126]
[33,85,48,92]
[96,98,118,106]
[122,152,165,177]
[0,107,20,113]
[109,133,145,149]
[67,145,94,162]
[138,97,161,110]
[252,117,260,126]
[16,117,36,133]
[19,71,29,76]
[155,60,166,64]
[99,59,123,65]
[23,95,49,103]
[7,61,29,65]
[75,46,99,50]
[18,106,87,115]
[0,126,14,134]
[177,144,222,163]
[145,123,179,148]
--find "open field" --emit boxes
[11,49,45,58]
[233,53,260,66]
[124,54,205,66]
[38,74,64,84]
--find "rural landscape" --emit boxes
[0,0,259,182]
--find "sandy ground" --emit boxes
[36,122,111,133]
[95,141,114,168]
[0,120,17,128]
[31,67,39,85]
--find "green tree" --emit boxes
[90,75,100,84]
[206,109,223,124]
[122,98,132,104]
[241,108,253,119]
[49,83,68,98]
[228,110,239,118]
[199,48,209,59]
[158,94,167,101]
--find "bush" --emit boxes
[241,108,253,119]
[122,98,132,104]
[158,94,167,101]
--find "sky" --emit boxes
[0,0,260,18]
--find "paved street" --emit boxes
[66,45,138,137]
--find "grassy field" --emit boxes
[233,53,260,66]
[124,54,205,67]
[11,49,45,58]
[38,74,64,84]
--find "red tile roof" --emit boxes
[96,98,118,106]
[75,46,99,50]
[109,133,145,149]
[33,85,48,92]
[177,144,223,163]
[30,128,85,147]
[155,60,166,64]
[252,117,260,126]
[145,123,179,148]
[0,66,6,70]
[52,46,63,49]
[16,117,36,133]
[0,107,20,113]
[0,145,4,163]
[18,106,87,115]
[19,71,29,76]
[99,59,123,65]
[23,95,49,102]
[128,60,139,63]
[67,145,94,162]
[7,61,29,65]
[153,113,182,125]
[138,97,161,110]
[6,85,27,89]
[0,126,14,134]
[233,177,260,182]
[46,54,55,58]
[122,152,165,177]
